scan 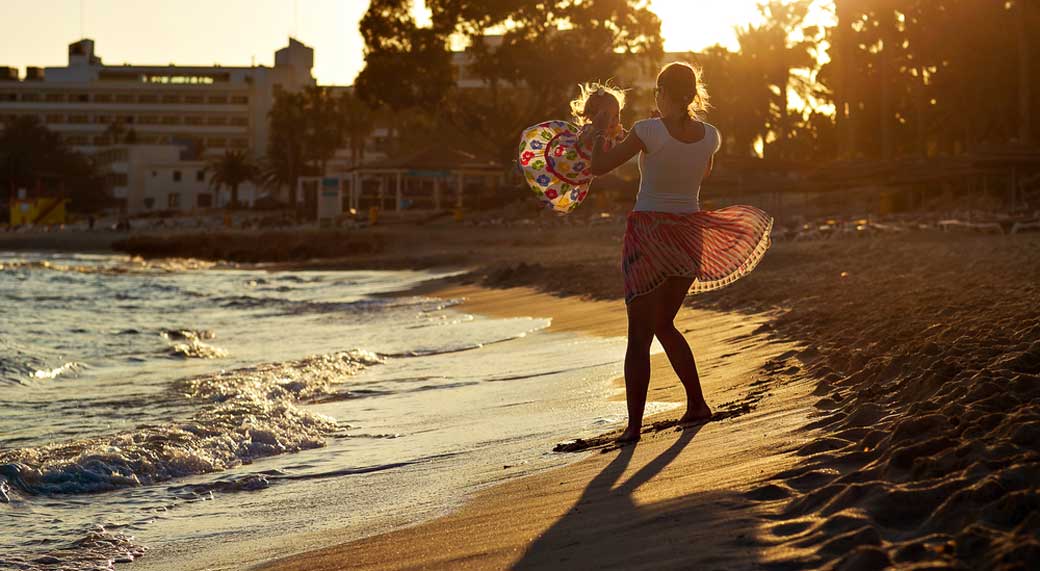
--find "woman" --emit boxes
[588,62,773,444]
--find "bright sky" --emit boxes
[0,1,832,86]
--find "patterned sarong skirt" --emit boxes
[622,206,773,304]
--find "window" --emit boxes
[206,116,227,125]
[197,193,213,208]
[230,95,248,105]
[143,198,155,209]
[229,116,248,126]
[137,94,158,103]
[172,171,182,182]
[196,170,205,182]
[45,93,65,102]
[168,193,180,208]
[94,94,112,103]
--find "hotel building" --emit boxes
[0,38,315,213]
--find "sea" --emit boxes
[0,252,673,571]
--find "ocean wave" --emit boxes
[212,294,439,317]
[0,256,216,276]
[161,329,228,359]
[31,362,84,380]
[0,525,146,571]
[0,350,380,496]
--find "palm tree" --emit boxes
[338,91,375,166]
[206,149,260,209]
[754,0,818,159]
[735,24,784,157]
[266,90,308,203]
[302,86,346,174]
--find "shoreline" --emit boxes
[256,278,814,570]
[8,230,1037,570]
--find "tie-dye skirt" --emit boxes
[622,206,773,304]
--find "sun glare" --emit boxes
[649,0,765,52]
[649,0,835,54]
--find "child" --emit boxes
[518,83,627,214]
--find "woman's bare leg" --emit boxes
[617,291,661,443]
[654,277,712,424]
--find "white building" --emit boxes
[93,145,257,213]
[0,38,312,214]
[0,38,314,157]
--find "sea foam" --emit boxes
[0,350,378,496]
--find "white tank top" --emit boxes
[631,118,721,214]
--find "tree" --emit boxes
[757,0,819,159]
[338,90,376,165]
[207,149,260,209]
[355,0,455,112]
[266,87,354,202]
[0,116,108,212]
[302,86,346,174]
[266,90,308,202]
[356,0,662,164]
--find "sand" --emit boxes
[257,231,1040,571]
[260,285,812,571]
[13,221,1037,569]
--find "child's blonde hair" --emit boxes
[657,62,711,120]
[569,82,627,126]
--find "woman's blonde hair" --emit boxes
[657,62,711,120]
[569,81,627,126]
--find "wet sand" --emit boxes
[260,285,811,571]
[258,231,1040,571]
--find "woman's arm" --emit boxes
[590,130,644,176]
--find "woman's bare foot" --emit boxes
[615,425,641,444]
[678,402,712,426]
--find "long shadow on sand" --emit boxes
[513,427,764,570]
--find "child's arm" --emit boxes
[589,110,642,176]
